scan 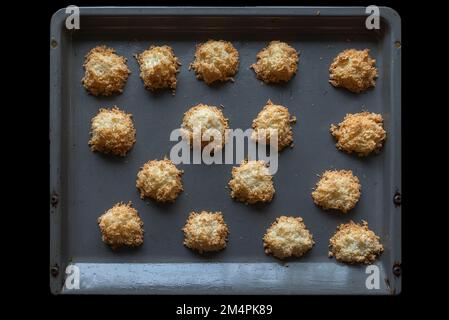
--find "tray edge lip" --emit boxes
[386,5,402,295]
[49,6,401,18]
[50,9,64,295]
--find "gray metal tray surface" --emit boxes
[50,7,401,295]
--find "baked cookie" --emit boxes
[251,41,299,83]
[329,220,383,264]
[98,202,144,249]
[183,211,229,253]
[329,49,377,93]
[135,45,181,93]
[263,216,314,260]
[189,40,239,84]
[82,45,130,96]
[330,111,386,156]
[88,106,136,156]
[136,158,183,203]
[181,104,229,149]
[251,100,296,151]
[228,160,275,204]
[312,170,361,213]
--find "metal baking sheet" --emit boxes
[50,6,401,294]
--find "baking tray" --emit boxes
[50,6,401,295]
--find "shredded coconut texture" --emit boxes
[263,216,314,259]
[251,100,296,151]
[329,49,377,93]
[136,158,184,203]
[97,202,144,250]
[251,41,299,83]
[312,170,361,213]
[228,160,275,204]
[82,45,130,96]
[135,45,181,94]
[330,111,386,157]
[183,211,229,253]
[181,104,229,149]
[329,220,383,264]
[88,106,136,156]
[189,40,239,84]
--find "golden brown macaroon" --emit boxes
[330,111,386,157]
[329,220,383,264]
[312,170,361,213]
[329,49,378,93]
[88,106,136,156]
[251,41,299,83]
[189,40,239,85]
[263,216,314,260]
[181,104,229,149]
[251,100,296,151]
[82,45,130,96]
[182,211,229,253]
[228,160,275,204]
[136,158,183,203]
[135,45,181,93]
[97,202,144,250]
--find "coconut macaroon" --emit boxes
[189,40,239,85]
[97,202,144,250]
[136,158,183,203]
[263,216,314,259]
[330,111,386,157]
[329,49,378,93]
[329,221,383,264]
[181,104,229,149]
[88,107,136,156]
[228,160,275,204]
[312,170,361,213]
[82,45,130,96]
[251,100,296,151]
[182,211,229,253]
[135,45,181,93]
[251,41,299,84]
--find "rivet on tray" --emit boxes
[393,191,401,206]
[50,38,58,49]
[394,40,401,49]
[51,192,59,207]
[50,264,59,277]
[393,263,401,277]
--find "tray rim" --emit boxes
[50,6,401,295]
